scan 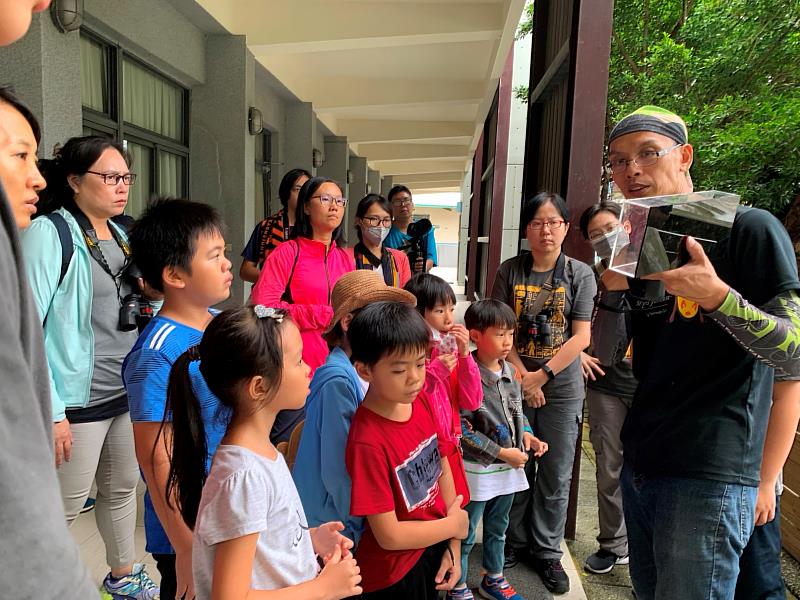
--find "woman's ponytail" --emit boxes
[163,348,208,530]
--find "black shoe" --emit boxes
[503,546,520,569]
[531,557,570,594]
[584,548,629,574]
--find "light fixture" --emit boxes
[346,170,355,184]
[366,183,372,194]
[51,0,84,33]
[248,107,263,135]
[312,149,324,168]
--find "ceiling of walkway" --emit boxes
[192,0,525,192]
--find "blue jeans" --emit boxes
[458,493,515,585]
[620,462,756,600]
[735,495,784,599]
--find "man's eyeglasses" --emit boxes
[360,216,393,227]
[392,198,412,207]
[313,194,347,207]
[528,218,566,231]
[86,171,137,186]
[607,144,683,175]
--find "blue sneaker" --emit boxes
[478,574,526,600]
[80,497,96,514]
[446,586,475,599]
[101,563,160,599]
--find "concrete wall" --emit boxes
[83,0,206,87]
[254,67,288,214]
[0,13,82,158]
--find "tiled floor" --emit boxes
[70,481,160,587]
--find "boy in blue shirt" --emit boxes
[123,199,233,600]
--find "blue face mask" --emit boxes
[364,225,390,245]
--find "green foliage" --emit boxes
[516,0,800,213]
[608,0,800,213]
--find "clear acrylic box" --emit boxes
[607,190,740,278]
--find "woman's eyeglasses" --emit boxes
[528,218,566,231]
[86,171,137,186]
[313,195,348,207]
[360,216,393,227]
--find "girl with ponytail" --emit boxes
[164,304,362,600]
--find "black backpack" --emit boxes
[44,212,135,286]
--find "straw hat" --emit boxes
[322,270,416,340]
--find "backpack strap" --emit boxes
[45,213,73,287]
[280,241,301,304]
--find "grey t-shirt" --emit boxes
[88,239,137,405]
[0,185,98,598]
[492,253,596,401]
[193,445,318,599]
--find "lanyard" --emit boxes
[65,204,131,301]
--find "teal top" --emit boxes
[21,208,130,421]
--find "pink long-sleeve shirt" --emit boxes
[252,237,354,374]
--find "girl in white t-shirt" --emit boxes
[165,304,362,600]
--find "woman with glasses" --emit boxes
[490,192,596,595]
[21,135,159,598]
[240,168,310,284]
[252,177,354,439]
[353,193,411,287]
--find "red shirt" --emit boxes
[346,392,448,592]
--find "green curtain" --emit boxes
[122,58,183,141]
[158,152,183,197]
[80,37,107,113]
[125,141,152,218]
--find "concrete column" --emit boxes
[348,156,368,244]
[456,167,472,285]
[284,102,314,174]
[367,168,380,196]
[380,175,394,198]
[0,13,82,158]
[190,35,254,304]
[317,136,351,245]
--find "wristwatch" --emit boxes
[541,364,555,381]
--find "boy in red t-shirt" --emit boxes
[346,302,470,598]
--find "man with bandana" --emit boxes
[604,106,800,599]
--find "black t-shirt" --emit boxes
[622,207,800,486]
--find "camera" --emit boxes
[404,218,433,273]
[518,310,552,350]
[118,262,154,333]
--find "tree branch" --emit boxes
[669,0,696,39]
[613,26,641,76]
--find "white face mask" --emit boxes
[364,225,390,245]
[591,226,630,260]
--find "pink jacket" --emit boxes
[425,348,482,505]
[426,348,483,445]
[252,237,354,373]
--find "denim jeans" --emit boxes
[735,495,785,599]
[458,493,515,585]
[620,462,756,600]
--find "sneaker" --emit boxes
[531,557,570,595]
[80,497,96,514]
[584,549,629,574]
[102,563,160,600]
[446,586,475,599]
[478,574,525,600]
[503,546,520,569]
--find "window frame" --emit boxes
[80,28,190,207]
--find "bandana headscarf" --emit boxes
[609,105,688,145]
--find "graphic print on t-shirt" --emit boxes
[394,433,442,512]
[512,283,566,359]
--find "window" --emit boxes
[255,131,272,222]
[80,31,189,216]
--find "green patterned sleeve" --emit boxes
[708,288,800,378]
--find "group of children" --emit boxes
[121,198,549,600]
